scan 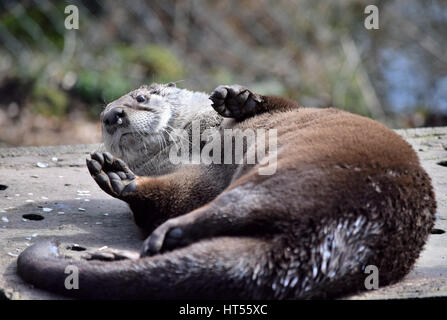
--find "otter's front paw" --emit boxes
[140,217,196,257]
[87,152,137,199]
[210,85,263,120]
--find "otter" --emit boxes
[17,83,436,299]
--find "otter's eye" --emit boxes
[136,95,147,103]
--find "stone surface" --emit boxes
[0,144,141,300]
[0,127,446,300]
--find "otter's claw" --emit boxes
[141,217,196,257]
[87,152,137,199]
[210,85,263,120]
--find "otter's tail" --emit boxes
[16,212,421,300]
[17,237,281,299]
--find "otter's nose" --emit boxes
[103,108,125,126]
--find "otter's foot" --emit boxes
[210,85,263,120]
[141,215,200,257]
[87,152,137,200]
[82,248,140,261]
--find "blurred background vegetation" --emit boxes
[0,0,446,146]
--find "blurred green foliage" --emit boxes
[0,2,186,119]
[31,83,68,118]
[75,45,184,104]
[119,45,184,82]
[0,0,445,130]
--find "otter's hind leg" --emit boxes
[141,185,282,256]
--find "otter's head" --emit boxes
[101,82,212,166]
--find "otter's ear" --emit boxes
[167,82,176,88]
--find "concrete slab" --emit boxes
[0,127,446,300]
[0,144,141,299]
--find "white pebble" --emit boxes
[25,237,32,241]
[98,246,108,251]
[84,199,90,202]
[75,197,81,200]
[15,194,20,197]
[36,162,49,168]
[27,193,33,196]
[1,216,9,223]
[7,252,19,257]
[31,233,38,237]
[78,208,86,211]
[25,199,34,203]
[57,211,65,215]
[41,196,49,200]
[95,222,103,225]
[42,208,53,212]
[58,175,64,178]
[103,213,109,216]
[22,218,28,222]
[51,157,58,162]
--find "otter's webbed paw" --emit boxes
[210,85,263,120]
[82,248,139,261]
[87,152,137,199]
[140,216,198,257]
